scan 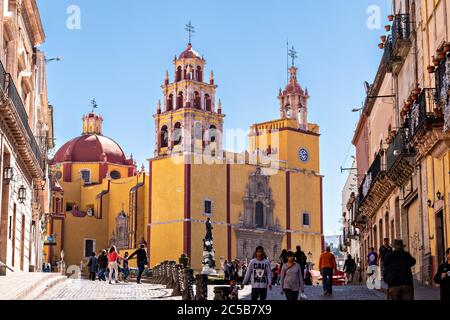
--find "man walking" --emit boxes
[433,248,450,301]
[294,245,307,278]
[378,238,393,280]
[97,250,108,281]
[319,246,337,296]
[128,244,149,284]
[383,239,416,300]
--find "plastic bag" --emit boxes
[299,293,308,300]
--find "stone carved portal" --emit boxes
[235,168,283,262]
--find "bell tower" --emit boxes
[278,51,309,130]
[154,40,225,157]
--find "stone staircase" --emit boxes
[0,272,67,300]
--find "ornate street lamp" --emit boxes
[3,166,13,184]
[18,185,26,204]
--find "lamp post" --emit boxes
[18,185,26,204]
[3,166,13,184]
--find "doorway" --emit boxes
[435,210,446,265]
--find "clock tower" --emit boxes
[249,62,320,172]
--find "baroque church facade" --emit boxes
[47,42,324,271]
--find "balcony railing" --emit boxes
[392,14,411,48]
[435,55,448,103]
[382,36,393,66]
[386,129,414,172]
[407,88,439,142]
[357,152,385,206]
[0,61,43,167]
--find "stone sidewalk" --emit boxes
[0,273,66,300]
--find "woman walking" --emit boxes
[107,245,123,284]
[433,248,450,301]
[280,251,305,301]
[241,246,272,301]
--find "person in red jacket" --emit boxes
[319,246,337,296]
[107,246,124,284]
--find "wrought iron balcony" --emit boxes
[407,88,440,142]
[0,60,43,177]
[382,14,411,72]
[357,152,394,218]
[386,129,415,187]
[392,14,411,48]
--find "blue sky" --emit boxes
[39,0,390,236]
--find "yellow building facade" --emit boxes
[48,43,324,271]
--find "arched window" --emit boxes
[176,66,182,82]
[160,125,169,148]
[187,65,194,80]
[205,94,212,112]
[196,66,203,82]
[209,125,217,143]
[285,104,291,118]
[255,202,264,228]
[194,91,201,109]
[174,122,182,146]
[80,170,91,184]
[177,92,184,109]
[167,94,174,112]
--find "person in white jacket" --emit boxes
[241,246,272,301]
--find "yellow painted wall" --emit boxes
[149,155,185,267]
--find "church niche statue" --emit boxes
[115,210,129,250]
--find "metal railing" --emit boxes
[382,35,393,65]
[357,152,385,206]
[392,14,411,47]
[435,56,447,102]
[407,88,438,141]
[386,128,414,171]
[0,60,43,166]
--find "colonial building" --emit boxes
[351,0,450,284]
[0,0,53,274]
[49,42,324,271]
[341,160,361,263]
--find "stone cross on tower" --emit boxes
[90,98,98,113]
[185,21,195,44]
[288,46,298,67]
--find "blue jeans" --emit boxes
[322,268,334,294]
[123,267,130,281]
[98,268,107,281]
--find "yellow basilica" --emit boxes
[46,42,325,271]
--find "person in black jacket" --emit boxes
[343,254,357,284]
[294,246,307,278]
[127,244,149,284]
[97,250,108,281]
[383,239,416,300]
[433,248,450,301]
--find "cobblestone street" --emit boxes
[37,279,438,300]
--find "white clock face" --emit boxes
[298,148,309,163]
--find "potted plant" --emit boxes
[378,43,384,49]
[427,65,435,73]
[385,25,391,32]
[381,35,387,43]
[412,84,421,95]
[388,14,395,22]
[179,253,190,268]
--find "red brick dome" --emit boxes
[52,134,128,164]
[179,44,202,59]
[283,82,305,95]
